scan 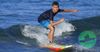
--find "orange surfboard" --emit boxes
[41,44,73,52]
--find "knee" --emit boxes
[49,26,54,32]
[50,27,54,31]
[48,25,54,31]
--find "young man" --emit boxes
[38,1,78,44]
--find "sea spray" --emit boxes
[21,21,75,46]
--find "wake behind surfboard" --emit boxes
[40,44,73,52]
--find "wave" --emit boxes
[0,21,75,46]
[0,16,100,51]
[21,21,75,46]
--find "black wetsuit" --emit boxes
[38,9,64,23]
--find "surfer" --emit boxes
[38,1,79,45]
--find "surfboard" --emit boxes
[40,44,73,52]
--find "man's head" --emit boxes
[52,1,59,13]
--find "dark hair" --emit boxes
[52,1,59,7]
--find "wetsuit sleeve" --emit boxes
[58,9,64,12]
[49,12,53,21]
[49,17,53,21]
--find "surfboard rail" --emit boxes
[40,44,73,52]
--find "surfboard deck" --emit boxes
[40,44,73,52]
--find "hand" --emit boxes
[53,18,64,27]
[60,18,64,22]
[73,10,79,12]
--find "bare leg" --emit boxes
[47,18,64,44]
[48,24,55,43]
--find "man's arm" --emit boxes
[63,9,79,12]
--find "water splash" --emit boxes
[21,21,75,46]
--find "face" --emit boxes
[52,5,59,13]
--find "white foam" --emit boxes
[21,21,75,46]
[54,21,75,36]
[21,25,49,46]
[16,40,30,46]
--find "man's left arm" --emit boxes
[63,9,79,12]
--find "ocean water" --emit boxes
[0,0,100,52]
